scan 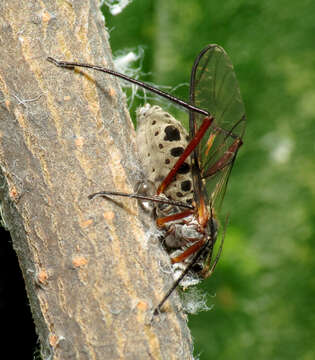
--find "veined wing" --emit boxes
[189,44,246,212]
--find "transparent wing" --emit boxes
[189,44,246,211]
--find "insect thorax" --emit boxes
[136,104,194,206]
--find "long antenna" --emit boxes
[88,191,194,209]
[47,57,209,117]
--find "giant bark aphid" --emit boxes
[48,44,246,315]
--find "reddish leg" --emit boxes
[204,138,243,177]
[156,209,194,227]
[171,239,205,263]
[157,116,213,195]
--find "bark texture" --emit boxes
[0,1,193,359]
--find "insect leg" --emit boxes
[157,116,213,194]
[203,137,243,178]
[201,228,225,279]
[170,239,205,263]
[156,209,194,227]
[153,238,208,316]
[201,215,227,278]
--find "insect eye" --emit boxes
[135,181,156,213]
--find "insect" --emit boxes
[47,44,246,315]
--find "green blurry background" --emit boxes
[102,1,315,359]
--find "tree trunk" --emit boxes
[0,1,193,359]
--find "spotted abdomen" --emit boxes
[136,104,193,205]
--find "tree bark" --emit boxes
[0,1,193,359]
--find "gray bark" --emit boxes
[0,1,193,359]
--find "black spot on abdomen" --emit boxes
[170,147,184,157]
[181,180,192,192]
[164,126,180,141]
[177,162,190,174]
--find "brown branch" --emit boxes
[0,1,193,359]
